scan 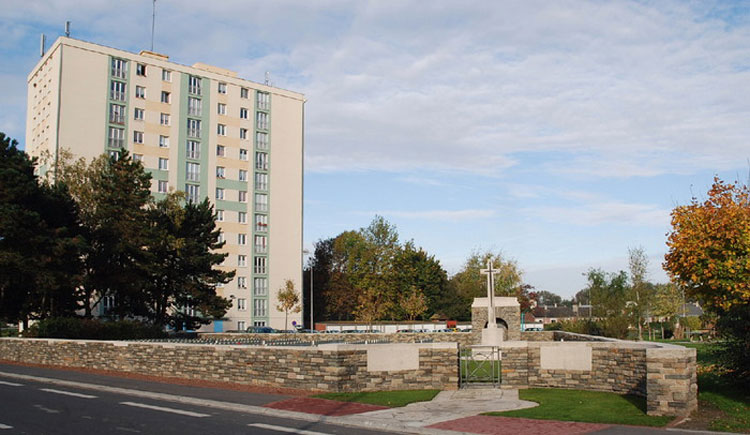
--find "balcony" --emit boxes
[109,114,125,124]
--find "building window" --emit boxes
[238,211,247,223]
[238,276,247,289]
[254,320,266,327]
[255,194,268,212]
[108,127,124,148]
[238,190,247,203]
[238,233,246,245]
[159,135,169,148]
[217,124,226,136]
[239,148,248,160]
[255,152,268,171]
[185,184,199,203]
[133,153,143,162]
[110,81,126,101]
[237,320,246,331]
[188,97,202,116]
[255,173,268,191]
[216,187,224,200]
[218,82,227,94]
[134,107,144,120]
[255,214,267,232]
[161,91,170,104]
[186,162,200,182]
[186,140,200,159]
[216,209,224,222]
[135,86,146,99]
[254,235,267,254]
[158,180,168,193]
[237,299,246,311]
[217,232,224,244]
[240,107,248,119]
[256,112,269,130]
[111,58,127,79]
[109,150,121,159]
[256,132,268,149]
[240,88,249,99]
[133,131,144,144]
[254,256,266,274]
[216,145,225,157]
[136,63,146,76]
[257,91,270,110]
[216,166,225,178]
[160,113,170,126]
[187,119,201,138]
[158,158,169,170]
[240,128,248,139]
[217,103,226,115]
[254,278,267,296]
[239,169,247,182]
[188,75,202,95]
[254,299,267,317]
[162,69,171,81]
[109,104,126,124]
[238,255,247,267]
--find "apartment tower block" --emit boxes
[25,37,304,331]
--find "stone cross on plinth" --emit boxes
[480,260,500,328]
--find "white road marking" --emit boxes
[0,423,13,430]
[40,388,97,399]
[0,380,22,387]
[120,402,210,418]
[33,404,61,414]
[247,423,331,435]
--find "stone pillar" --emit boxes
[499,343,529,387]
[646,347,698,416]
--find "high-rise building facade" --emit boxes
[26,37,304,331]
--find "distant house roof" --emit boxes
[680,302,703,317]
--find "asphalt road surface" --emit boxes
[0,363,392,435]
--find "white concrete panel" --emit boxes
[540,345,592,371]
[367,344,420,372]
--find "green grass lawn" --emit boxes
[313,389,440,408]
[484,388,673,427]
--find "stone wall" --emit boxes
[646,347,699,416]
[0,338,458,392]
[495,341,696,416]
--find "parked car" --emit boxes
[246,326,276,334]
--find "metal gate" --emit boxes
[460,345,501,388]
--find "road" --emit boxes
[0,363,392,435]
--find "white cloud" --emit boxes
[362,209,496,221]
[3,0,750,176]
[524,201,670,227]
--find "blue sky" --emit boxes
[2,1,750,298]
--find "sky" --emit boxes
[2,1,750,298]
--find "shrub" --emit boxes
[25,317,166,340]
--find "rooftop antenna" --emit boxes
[40,34,46,57]
[150,0,156,51]
[65,21,70,37]
[264,71,270,86]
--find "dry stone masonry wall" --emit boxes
[0,338,459,392]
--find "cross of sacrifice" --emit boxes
[480,260,500,328]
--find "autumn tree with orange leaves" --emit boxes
[664,177,750,382]
[664,177,750,313]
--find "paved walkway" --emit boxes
[337,388,539,432]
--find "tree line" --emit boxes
[301,216,535,326]
[0,133,233,330]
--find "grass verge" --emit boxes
[675,342,749,433]
[484,388,673,427]
[313,389,440,408]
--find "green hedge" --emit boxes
[24,317,167,340]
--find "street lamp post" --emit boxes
[303,249,314,331]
